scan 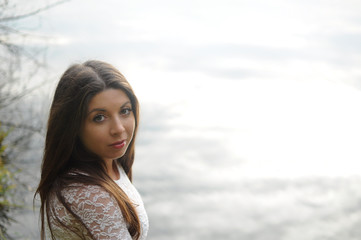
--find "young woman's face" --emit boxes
[79,88,135,162]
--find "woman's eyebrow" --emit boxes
[121,101,131,107]
[87,108,106,116]
[87,101,131,115]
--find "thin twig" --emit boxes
[0,0,70,22]
[1,121,43,133]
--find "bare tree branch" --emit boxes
[1,121,42,135]
[0,0,70,22]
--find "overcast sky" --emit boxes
[21,0,361,178]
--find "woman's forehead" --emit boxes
[88,89,130,109]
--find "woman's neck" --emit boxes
[104,159,120,180]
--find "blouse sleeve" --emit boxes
[62,184,133,240]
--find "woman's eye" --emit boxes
[93,114,106,122]
[121,108,132,115]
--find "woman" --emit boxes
[35,60,149,240]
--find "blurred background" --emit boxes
[1,0,361,239]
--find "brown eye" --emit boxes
[93,114,106,122]
[121,108,132,115]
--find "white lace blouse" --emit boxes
[47,165,149,240]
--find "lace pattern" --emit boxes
[115,167,149,239]
[47,166,148,240]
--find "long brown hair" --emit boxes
[35,60,141,239]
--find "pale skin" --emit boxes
[79,88,135,180]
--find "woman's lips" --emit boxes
[110,140,126,149]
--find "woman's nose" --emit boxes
[110,117,125,135]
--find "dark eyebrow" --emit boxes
[87,108,106,116]
[122,101,131,107]
[87,101,132,116]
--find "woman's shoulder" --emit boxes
[47,183,125,240]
